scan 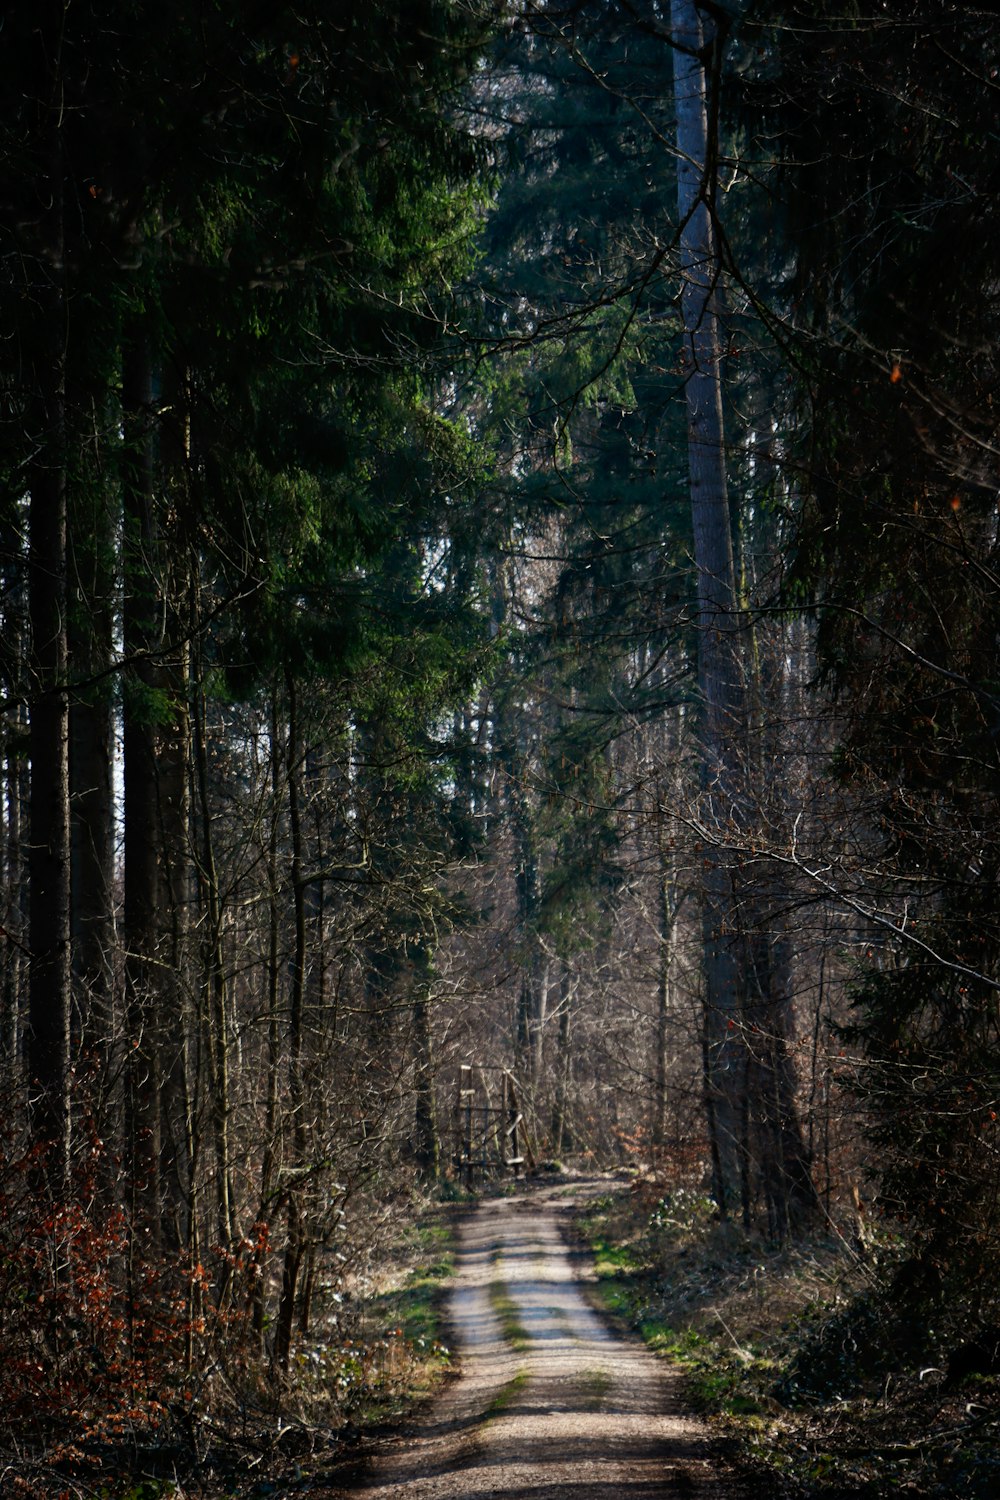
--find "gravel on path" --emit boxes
[329,1181,736,1499]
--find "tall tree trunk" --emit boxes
[255,686,284,1349]
[192,679,235,1252]
[743,893,819,1240]
[670,0,743,1213]
[27,358,72,1194]
[550,965,573,1157]
[27,87,71,1193]
[1,507,29,1077]
[3,739,27,1074]
[532,960,549,1091]
[68,395,115,1059]
[412,946,440,1178]
[739,538,819,1238]
[652,849,678,1155]
[156,361,193,1247]
[122,330,163,1235]
[507,743,543,1081]
[274,672,307,1372]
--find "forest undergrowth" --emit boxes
[0,1154,459,1500]
[576,1180,1000,1499]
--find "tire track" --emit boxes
[331,1184,732,1498]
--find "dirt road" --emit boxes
[332,1183,733,1499]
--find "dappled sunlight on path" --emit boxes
[329,1183,734,1498]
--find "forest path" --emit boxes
[330,1181,734,1499]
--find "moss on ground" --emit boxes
[483,1368,531,1421]
[314,1204,458,1430]
[488,1278,531,1352]
[576,1184,1000,1498]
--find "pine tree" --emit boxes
[744,0,1000,1315]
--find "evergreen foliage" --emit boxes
[742,0,1000,1316]
[4,0,1000,1484]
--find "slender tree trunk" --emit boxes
[3,741,27,1073]
[2,507,29,1076]
[533,960,550,1090]
[192,679,235,1251]
[121,345,196,1250]
[653,855,677,1155]
[550,966,573,1157]
[412,947,440,1178]
[157,365,193,1247]
[274,672,307,1372]
[255,687,284,1349]
[671,0,743,1213]
[68,397,115,1059]
[27,365,72,1194]
[122,329,163,1235]
[27,99,71,1193]
[507,743,542,1080]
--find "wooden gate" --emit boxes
[452,1065,533,1187]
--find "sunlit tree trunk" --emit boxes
[652,841,679,1155]
[550,965,573,1156]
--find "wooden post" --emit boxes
[461,1064,474,1189]
[505,1072,524,1178]
[499,1072,509,1171]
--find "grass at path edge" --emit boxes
[574,1184,1000,1499]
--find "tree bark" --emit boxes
[2,507,29,1075]
[255,686,284,1349]
[156,360,193,1246]
[192,678,235,1252]
[26,64,72,1190]
[738,537,819,1238]
[653,853,678,1154]
[27,323,72,1195]
[670,0,743,1212]
[412,947,440,1178]
[122,329,163,1234]
[550,965,573,1157]
[508,742,544,1082]
[274,671,307,1372]
[68,398,115,1057]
